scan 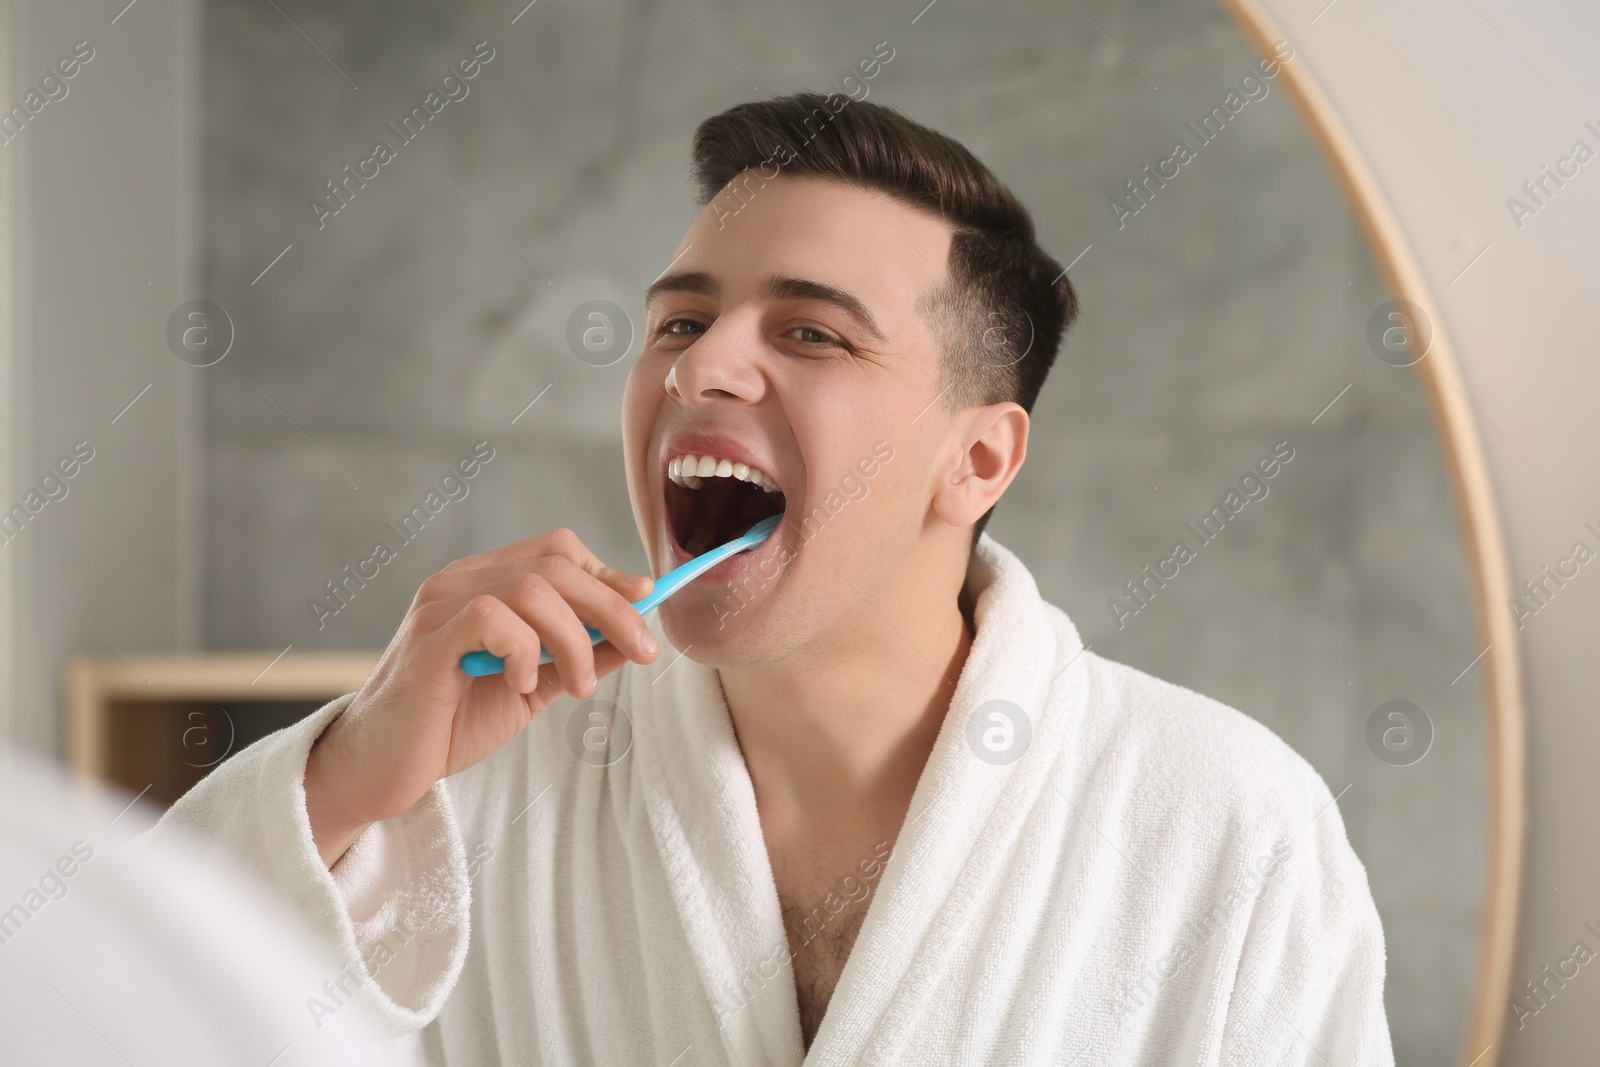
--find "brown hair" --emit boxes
[689,91,1080,544]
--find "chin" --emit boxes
[654,530,805,664]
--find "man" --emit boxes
[155,91,1393,1064]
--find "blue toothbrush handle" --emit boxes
[459,650,509,676]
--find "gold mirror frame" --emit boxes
[1218,4,1525,1064]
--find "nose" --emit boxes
[663,316,765,405]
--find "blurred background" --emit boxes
[3,1,1596,1065]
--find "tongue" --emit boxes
[681,478,784,557]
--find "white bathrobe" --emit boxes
[153,533,1393,1065]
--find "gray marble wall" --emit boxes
[3,0,202,757]
[201,0,1485,1061]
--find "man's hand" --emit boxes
[303,528,660,868]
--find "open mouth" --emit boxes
[665,453,787,557]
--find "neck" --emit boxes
[717,538,977,848]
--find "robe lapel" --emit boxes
[628,625,807,1066]
[803,535,1086,1065]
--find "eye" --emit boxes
[657,317,706,338]
[786,325,844,349]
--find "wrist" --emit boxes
[305,720,371,868]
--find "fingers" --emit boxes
[502,570,603,697]
[412,529,660,703]
[435,565,656,702]
[429,555,660,667]
[527,641,633,709]
[517,556,659,663]
[442,528,654,601]
[596,565,654,604]
[590,641,633,679]
[438,593,547,695]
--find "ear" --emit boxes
[930,402,1029,530]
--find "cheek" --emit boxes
[621,365,660,452]
[865,465,912,516]
[866,441,935,520]
[620,367,667,514]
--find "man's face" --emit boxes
[622,175,956,667]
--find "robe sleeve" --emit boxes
[1219,772,1396,1066]
[146,692,472,1044]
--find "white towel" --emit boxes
[152,532,1393,1065]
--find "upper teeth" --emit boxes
[667,453,781,493]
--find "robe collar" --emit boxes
[625,534,1087,1065]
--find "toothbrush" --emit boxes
[458,514,782,677]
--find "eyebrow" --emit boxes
[644,270,887,344]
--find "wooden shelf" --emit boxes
[65,652,380,809]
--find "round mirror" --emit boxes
[188,1,1508,1061]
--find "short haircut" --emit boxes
[689,91,1080,545]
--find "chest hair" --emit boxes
[779,888,875,1049]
